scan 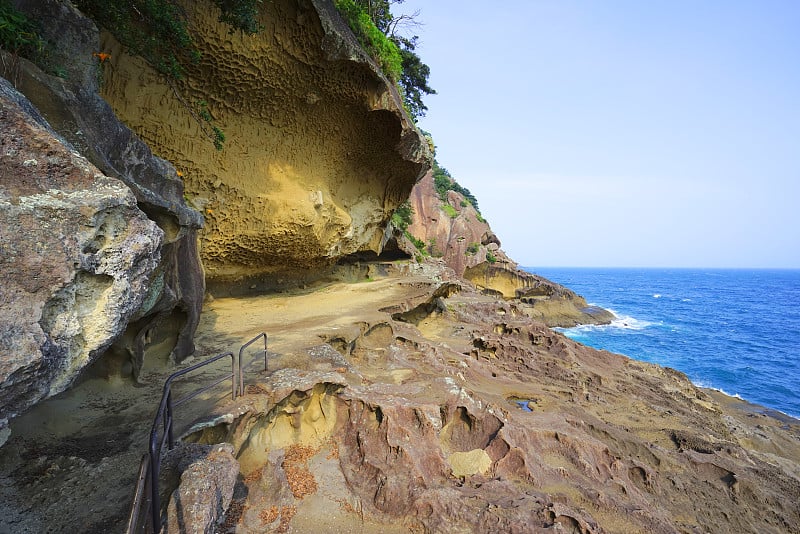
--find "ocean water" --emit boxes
[526,268,800,419]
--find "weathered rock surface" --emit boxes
[1,265,798,532]
[0,78,162,443]
[96,0,430,290]
[406,170,504,275]
[5,0,205,369]
[164,443,239,534]
[406,170,613,327]
[177,269,800,533]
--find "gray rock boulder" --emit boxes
[165,443,239,534]
[0,79,163,444]
[5,0,205,373]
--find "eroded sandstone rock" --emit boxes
[0,79,162,442]
[406,170,613,327]
[95,0,430,290]
[172,272,800,533]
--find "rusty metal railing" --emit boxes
[238,332,268,396]
[126,351,235,532]
[127,333,270,533]
[126,453,152,534]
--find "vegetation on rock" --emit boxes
[73,0,261,79]
[441,203,457,219]
[0,0,66,78]
[433,159,480,213]
[391,200,414,232]
[0,0,44,58]
[334,0,435,119]
[72,0,261,150]
[334,0,402,80]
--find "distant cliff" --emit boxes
[404,169,613,327]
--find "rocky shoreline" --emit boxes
[2,262,798,532]
[1,1,798,532]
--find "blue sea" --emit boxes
[526,268,800,419]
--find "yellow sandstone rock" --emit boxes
[447,449,492,477]
[99,0,430,286]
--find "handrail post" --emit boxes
[238,333,268,397]
[166,390,175,450]
[126,453,152,533]
[231,353,237,401]
[149,423,162,532]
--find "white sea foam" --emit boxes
[609,314,653,330]
[563,310,653,334]
[694,381,744,400]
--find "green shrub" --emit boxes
[0,1,44,57]
[432,159,480,213]
[466,243,480,256]
[441,203,458,219]
[334,0,402,81]
[486,251,497,263]
[391,200,414,232]
[213,0,263,34]
[405,231,427,254]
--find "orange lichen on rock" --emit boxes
[282,444,318,499]
[259,506,279,525]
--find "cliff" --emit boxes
[0,0,428,435]
[1,0,207,423]
[406,169,613,327]
[97,0,430,291]
[0,78,162,440]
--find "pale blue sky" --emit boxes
[396,1,800,267]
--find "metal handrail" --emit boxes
[126,453,152,534]
[145,351,236,532]
[238,332,268,396]
[127,333,270,533]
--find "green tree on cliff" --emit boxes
[336,0,435,119]
[433,160,480,213]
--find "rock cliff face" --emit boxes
[97,0,430,290]
[407,170,505,276]
[0,79,162,444]
[406,170,613,327]
[5,0,206,377]
[1,0,428,431]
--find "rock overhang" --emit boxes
[98,0,432,286]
